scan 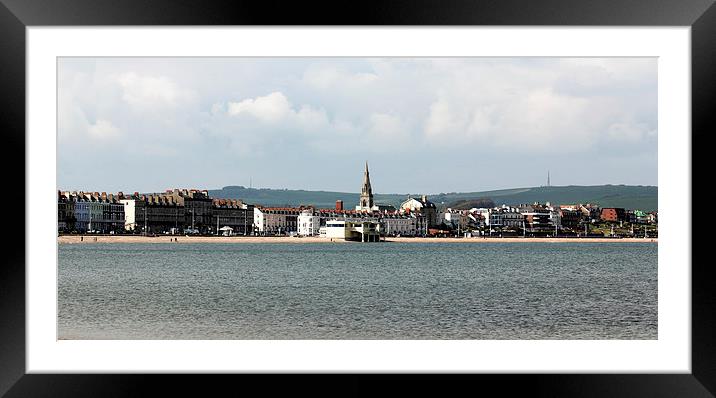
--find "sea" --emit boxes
[58,242,657,339]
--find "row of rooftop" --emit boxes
[57,186,656,237]
[58,161,655,237]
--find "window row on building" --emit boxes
[58,189,254,235]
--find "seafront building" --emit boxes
[558,207,581,229]
[58,191,125,233]
[379,213,418,236]
[400,195,437,234]
[513,203,553,231]
[57,193,72,231]
[298,209,322,237]
[213,199,254,236]
[484,206,524,229]
[600,207,627,222]
[121,193,183,233]
[119,189,217,234]
[58,164,657,238]
[296,206,417,238]
[293,164,418,239]
[56,189,251,235]
[253,207,300,235]
[324,220,381,242]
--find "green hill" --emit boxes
[441,185,657,212]
[210,184,657,212]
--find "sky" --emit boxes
[58,57,657,194]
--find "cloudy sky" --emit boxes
[58,57,657,194]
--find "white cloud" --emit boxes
[114,72,194,109]
[424,89,596,151]
[227,91,292,122]
[420,59,656,152]
[58,57,658,192]
[222,91,332,137]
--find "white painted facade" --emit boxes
[254,208,285,234]
[400,197,424,213]
[121,199,137,231]
[325,219,381,242]
[380,216,417,236]
[325,220,351,240]
[297,210,321,236]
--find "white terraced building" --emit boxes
[380,214,417,236]
[253,207,300,235]
[297,209,321,236]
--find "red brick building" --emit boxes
[600,207,626,222]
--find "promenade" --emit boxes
[58,235,657,244]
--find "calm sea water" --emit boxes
[58,242,657,339]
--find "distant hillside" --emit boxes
[209,186,408,209]
[443,185,657,212]
[449,198,496,210]
[210,185,657,212]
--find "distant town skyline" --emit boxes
[58,57,657,193]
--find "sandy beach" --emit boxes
[58,235,657,244]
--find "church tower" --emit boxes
[359,161,374,210]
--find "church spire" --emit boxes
[359,161,374,210]
[363,162,371,187]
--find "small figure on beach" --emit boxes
[80,236,83,242]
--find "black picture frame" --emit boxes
[1,0,713,396]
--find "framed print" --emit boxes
[2,0,715,396]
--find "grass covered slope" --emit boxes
[443,185,657,211]
[210,185,657,212]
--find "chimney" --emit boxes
[336,200,343,211]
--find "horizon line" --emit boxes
[57,183,659,196]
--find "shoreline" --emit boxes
[58,235,657,244]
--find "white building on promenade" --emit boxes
[121,198,138,231]
[253,207,300,235]
[325,220,381,242]
[380,214,417,236]
[297,209,321,236]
